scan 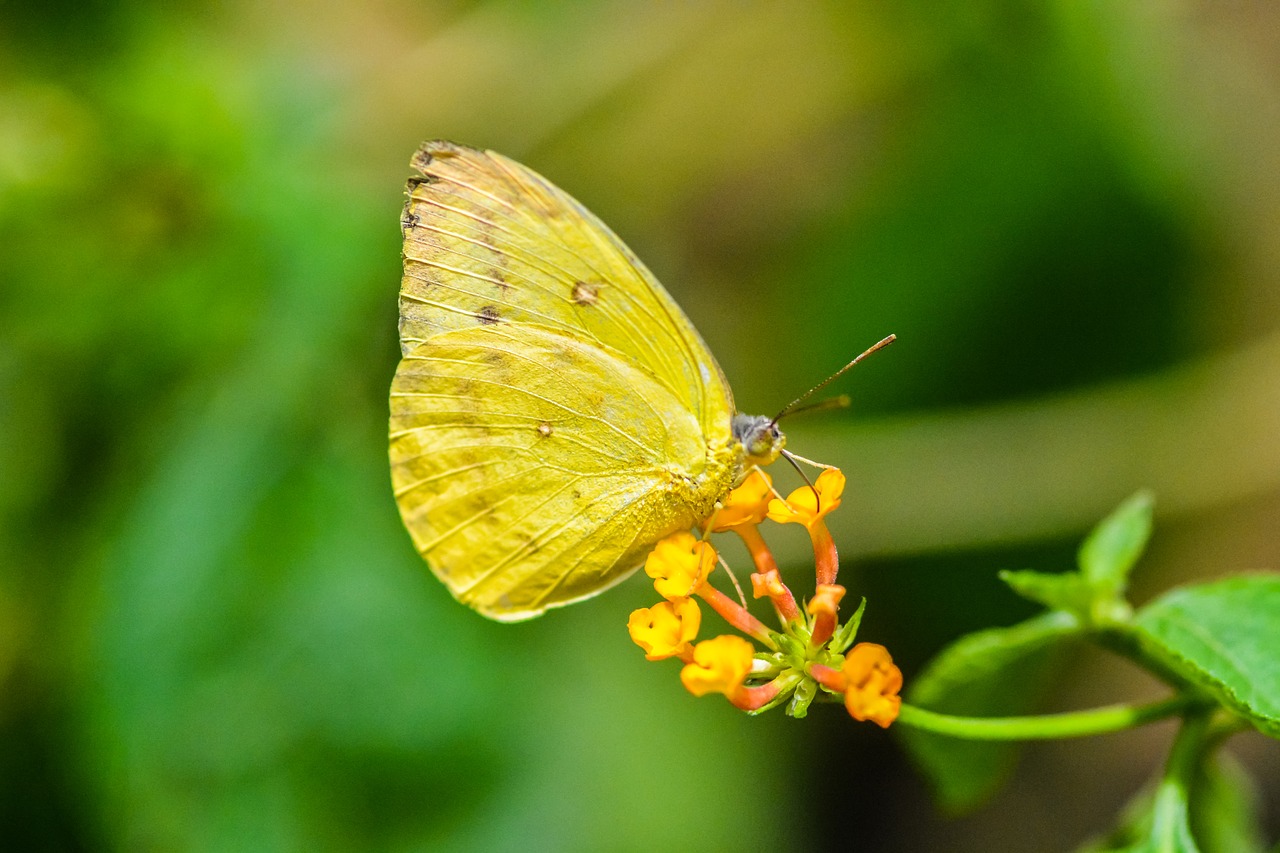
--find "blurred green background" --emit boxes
[3,1,1278,850]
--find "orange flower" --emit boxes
[766,468,845,530]
[644,532,716,600]
[680,635,755,698]
[806,584,846,619]
[707,469,773,533]
[751,569,788,601]
[842,643,903,728]
[749,568,800,624]
[628,598,702,661]
[807,583,846,647]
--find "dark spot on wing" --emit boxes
[477,305,502,325]
[491,268,511,291]
[411,147,434,172]
[405,175,438,194]
[401,211,420,231]
[411,140,465,174]
[572,280,600,306]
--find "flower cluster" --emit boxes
[627,467,903,725]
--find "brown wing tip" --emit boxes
[410,139,475,173]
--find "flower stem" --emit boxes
[808,663,844,692]
[697,583,776,649]
[894,695,1191,741]
[731,677,786,712]
[809,521,838,585]
[736,525,779,576]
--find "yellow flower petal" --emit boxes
[708,469,773,532]
[627,598,701,661]
[644,531,716,600]
[679,635,755,698]
[766,468,845,530]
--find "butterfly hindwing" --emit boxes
[390,322,728,619]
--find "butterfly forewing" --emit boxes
[398,141,732,434]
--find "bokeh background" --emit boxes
[3,1,1278,850]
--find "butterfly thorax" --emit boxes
[731,413,786,475]
[645,446,734,537]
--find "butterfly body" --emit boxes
[390,141,778,621]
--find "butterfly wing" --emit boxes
[391,322,734,620]
[396,140,732,435]
[390,141,739,620]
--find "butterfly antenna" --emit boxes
[771,334,896,425]
[781,394,851,419]
[781,449,821,513]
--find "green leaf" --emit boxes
[831,597,867,653]
[1001,491,1154,626]
[1075,783,1156,853]
[897,610,1081,813]
[1078,490,1154,594]
[1075,756,1262,853]
[1147,809,1202,853]
[1133,575,1280,737]
[788,677,817,719]
[1190,754,1267,853]
[1145,771,1202,853]
[999,569,1094,613]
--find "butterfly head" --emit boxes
[732,413,786,468]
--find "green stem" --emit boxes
[895,696,1190,741]
[1148,709,1211,851]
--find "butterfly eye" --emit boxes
[731,414,785,466]
[753,427,786,463]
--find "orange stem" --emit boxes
[811,612,837,648]
[696,583,775,648]
[730,679,784,711]
[736,524,779,576]
[808,663,846,692]
[809,520,838,586]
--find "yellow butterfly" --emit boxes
[390,141,787,621]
